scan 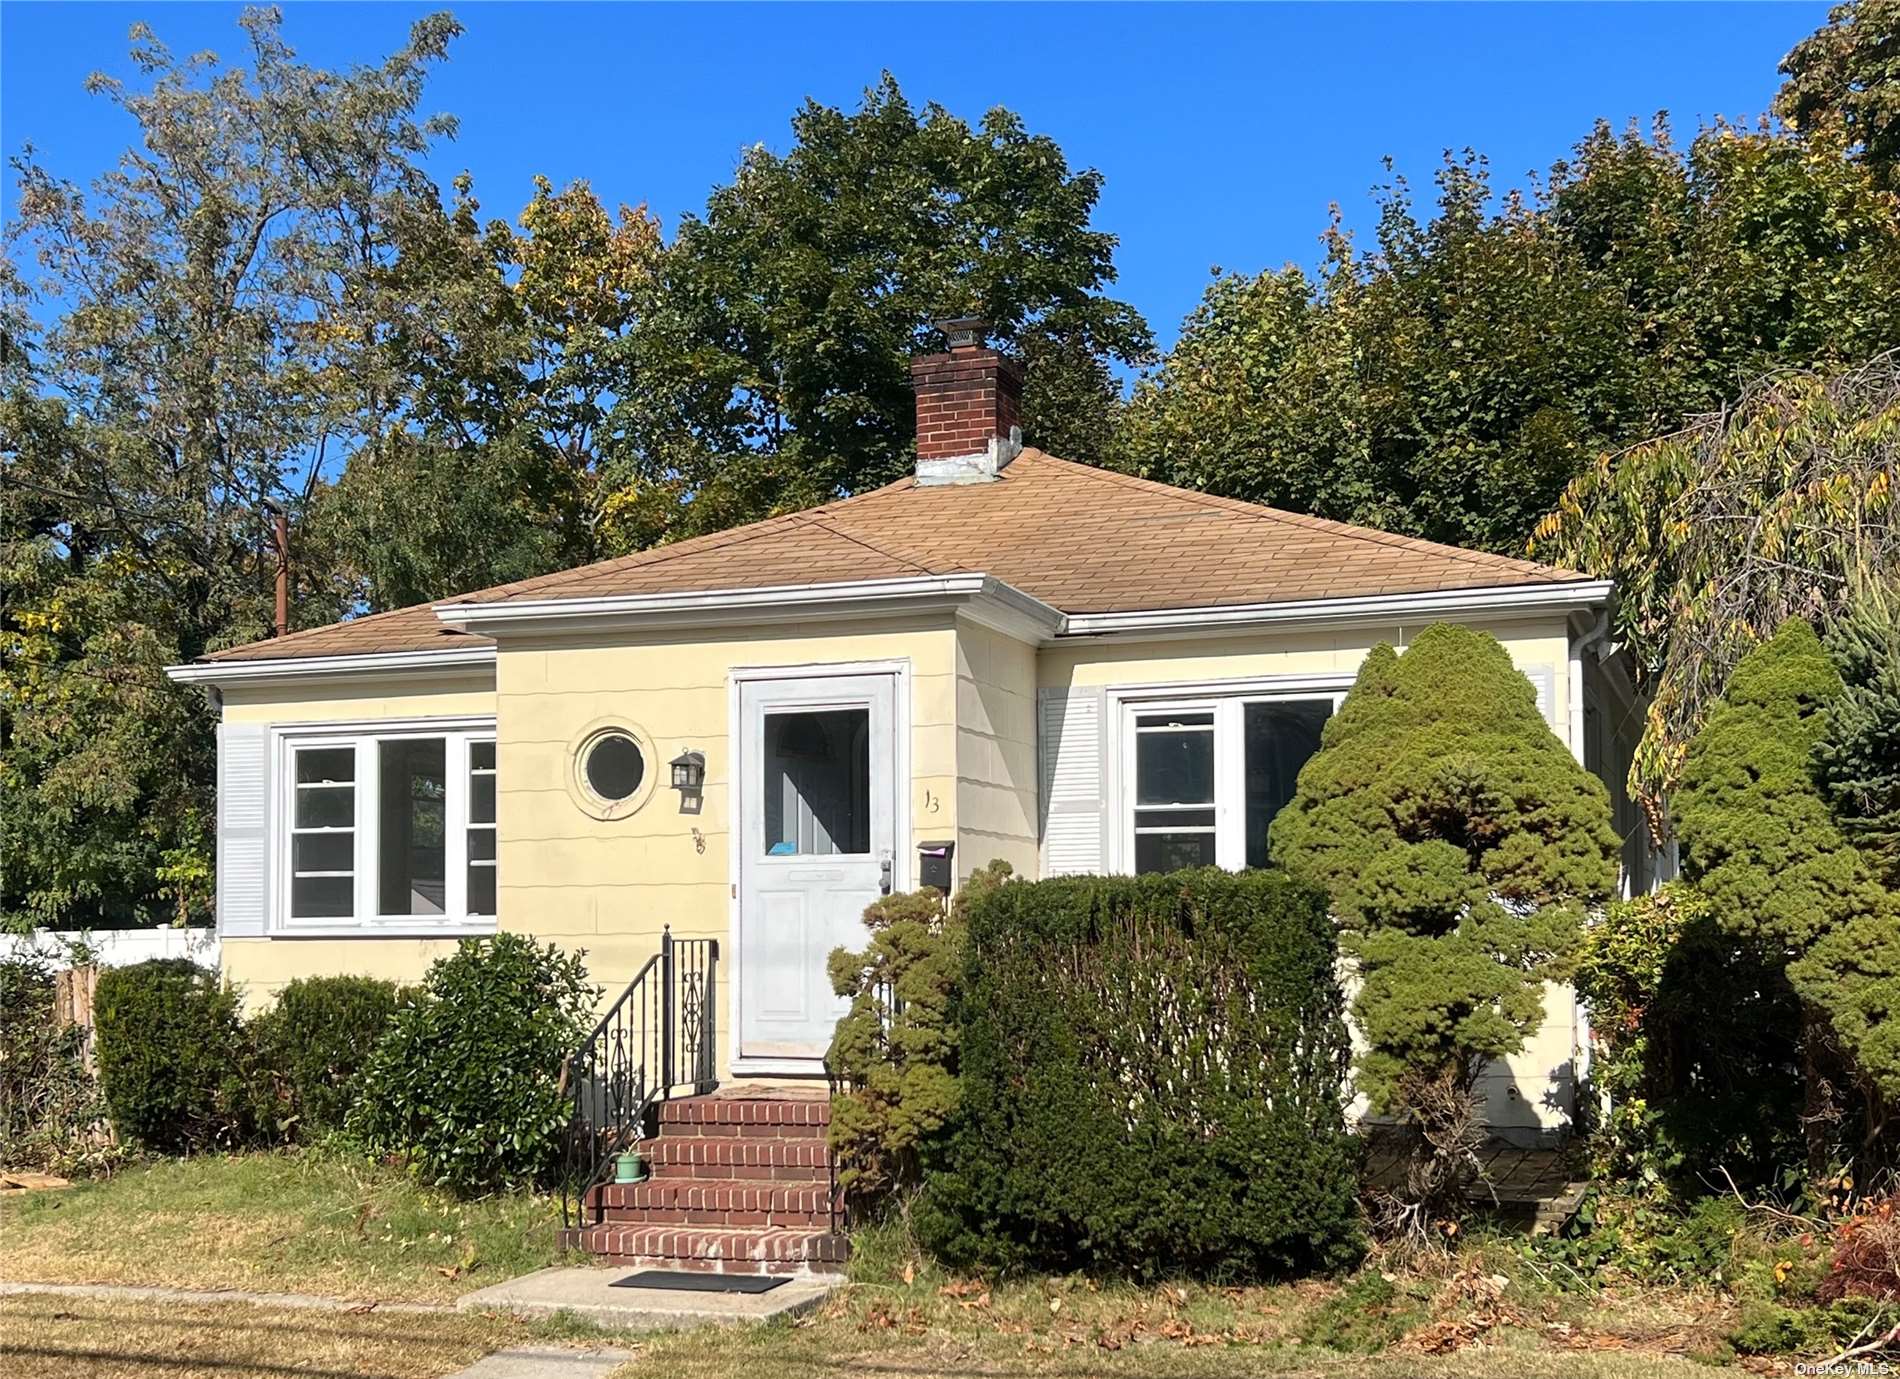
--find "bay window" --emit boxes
[280,722,496,930]
[1122,692,1338,874]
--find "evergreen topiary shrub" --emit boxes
[251,975,411,1142]
[94,958,250,1153]
[918,867,1363,1281]
[1816,597,1900,888]
[825,859,1011,1204]
[1269,623,1620,1226]
[346,933,595,1195]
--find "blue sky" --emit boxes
[1,2,1828,353]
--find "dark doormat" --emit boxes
[610,1270,788,1294]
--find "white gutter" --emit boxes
[1059,580,1614,640]
[165,645,496,689]
[432,573,1066,644]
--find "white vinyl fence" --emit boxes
[0,927,218,970]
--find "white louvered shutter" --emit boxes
[217,722,271,937]
[1523,666,1557,729]
[1038,687,1109,876]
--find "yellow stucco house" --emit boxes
[167,333,1653,1271]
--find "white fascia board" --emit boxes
[164,645,497,689]
[432,573,1066,642]
[1060,580,1614,641]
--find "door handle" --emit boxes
[879,851,894,895]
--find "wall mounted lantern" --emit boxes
[668,749,706,795]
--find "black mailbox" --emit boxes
[919,839,955,894]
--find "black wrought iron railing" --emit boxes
[560,926,718,1230]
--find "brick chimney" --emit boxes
[911,318,1023,485]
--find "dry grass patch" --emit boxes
[0,1151,563,1302]
[0,1294,572,1379]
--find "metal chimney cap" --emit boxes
[937,317,989,350]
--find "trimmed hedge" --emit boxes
[918,867,1363,1280]
[252,975,410,1140]
[95,958,249,1153]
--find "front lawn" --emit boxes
[0,1150,563,1302]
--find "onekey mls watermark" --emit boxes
[1796,1364,1895,1376]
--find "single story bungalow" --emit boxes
[169,328,1656,1269]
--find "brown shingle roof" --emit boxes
[202,452,1591,663]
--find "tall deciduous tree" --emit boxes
[600,75,1152,549]
[1779,0,1900,189]
[1119,119,1900,556]
[1270,625,1620,1227]
[2,9,460,929]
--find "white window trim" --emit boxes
[270,716,498,937]
[1107,674,1354,874]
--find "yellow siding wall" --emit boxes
[953,620,1041,880]
[494,618,959,1075]
[218,676,498,1008]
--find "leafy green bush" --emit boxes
[1270,624,1619,1216]
[825,860,1010,1203]
[251,975,410,1142]
[1302,1271,1429,1353]
[347,933,595,1195]
[1817,596,1900,888]
[919,867,1363,1281]
[0,953,107,1171]
[1574,883,1803,1192]
[94,958,250,1153]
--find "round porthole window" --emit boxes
[584,733,645,802]
[569,722,658,820]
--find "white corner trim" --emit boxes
[166,646,497,688]
[432,573,1066,642]
[1059,580,1614,641]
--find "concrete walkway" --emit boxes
[456,1267,835,1330]
[445,1345,634,1379]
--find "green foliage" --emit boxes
[1779,0,1900,189]
[1537,355,1900,808]
[2,11,461,928]
[347,934,596,1195]
[603,74,1152,546]
[1301,1271,1429,1353]
[1573,884,1803,1192]
[1271,625,1620,1119]
[1120,118,1900,558]
[0,953,106,1172]
[1817,596,1900,885]
[251,976,411,1143]
[920,868,1363,1281]
[825,860,1010,1202]
[94,959,250,1153]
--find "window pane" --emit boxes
[470,740,496,772]
[1135,724,1214,805]
[293,833,354,874]
[292,875,354,918]
[764,709,869,856]
[379,738,446,916]
[470,774,496,825]
[1135,832,1217,874]
[295,785,355,829]
[1135,808,1215,830]
[467,864,496,917]
[467,827,496,862]
[296,748,354,784]
[1245,700,1333,868]
[584,735,644,801]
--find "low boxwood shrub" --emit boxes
[95,958,250,1153]
[252,975,411,1141]
[918,867,1364,1280]
[347,933,595,1195]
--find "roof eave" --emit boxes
[431,573,1067,644]
[164,645,498,689]
[1058,580,1613,642]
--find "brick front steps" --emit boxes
[564,1087,847,1277]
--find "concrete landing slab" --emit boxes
[455,1267,835,1331]
[446,1347,633,1379]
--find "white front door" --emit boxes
[737,672,898,1065]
